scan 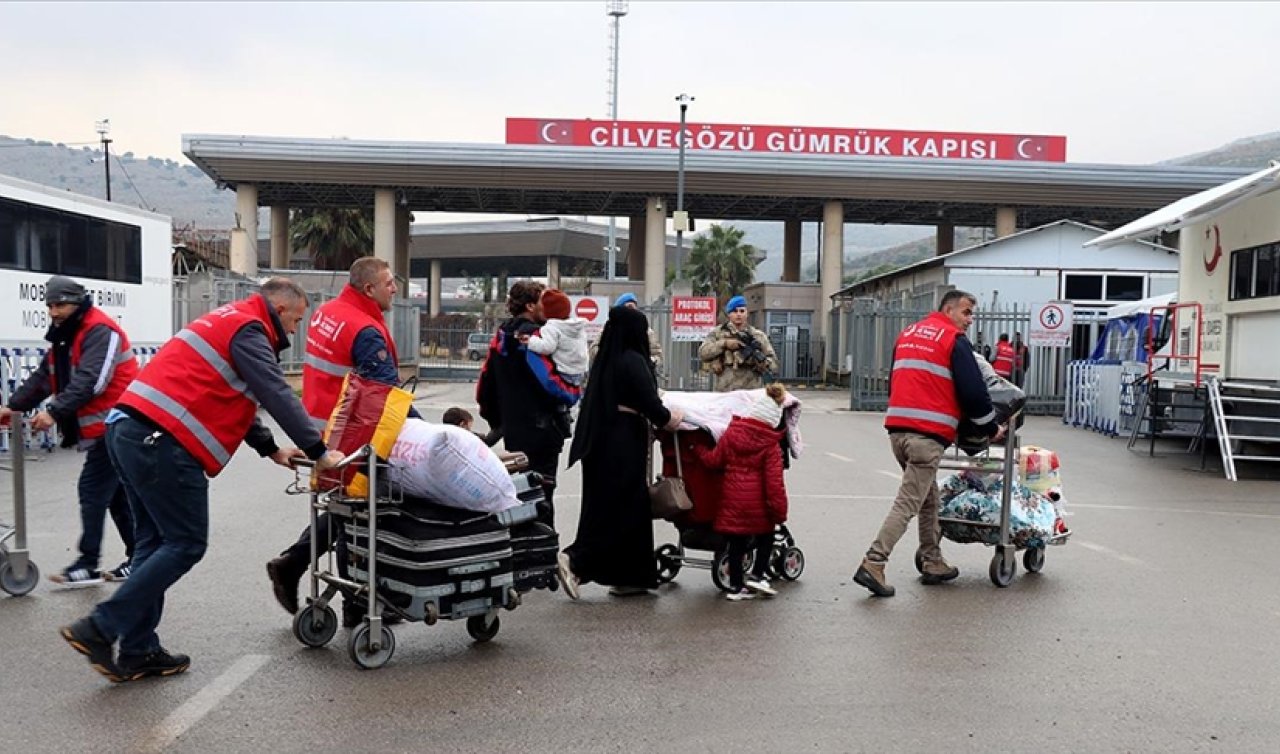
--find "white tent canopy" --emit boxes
[1085,162,1280,249]
[1106,291,1177,320]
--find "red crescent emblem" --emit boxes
[1203,224,1223,274]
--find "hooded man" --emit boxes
[1,275,137,586]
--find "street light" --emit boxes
[674,93,694,281]
[95,119,112,201]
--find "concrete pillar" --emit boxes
[644,197,665,304]
[395,206,411,295]
[429,259,442,317]
[547,255,561,290]
[269,205,289,269]
[229,183,258,276]
[374,189,395,267]
[497,271,509,301]
[821,201,844,374]
[782,219,802,282]
[626,213,646,280]
[935,222,955,256]
[995,206,1017,238]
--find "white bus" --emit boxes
[1,173,172,350]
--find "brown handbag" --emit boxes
[649,428,694,520]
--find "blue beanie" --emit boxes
[724,295,747,314]
[615,292,638,308]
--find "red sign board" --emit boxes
[575,298,599,321]
[671,296,719,342]
[507,118,1066,162]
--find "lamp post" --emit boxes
[674,93,694,280]
[604,0,628,280]
[95,119,112,201]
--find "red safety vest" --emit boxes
[118,294,282,476]
[992,340,1015,378]
[884,311,963,443]
[48,307,137,440]
[301,286,397,429]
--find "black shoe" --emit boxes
[59,617,123,683]
[266,555,305,615]
[118,648,190,681]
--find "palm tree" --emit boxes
[290,208,374,270]
[682,224,759,309]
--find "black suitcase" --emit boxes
[511,521,559,592]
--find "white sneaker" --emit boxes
[744,576,777,597]
[556,552,580,601]
[724,589,756,601]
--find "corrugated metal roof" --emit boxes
[182,135,1251,228]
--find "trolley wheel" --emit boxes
[292,604,338,648]
[779,546,805,581]
[914,551,925,575]
[0,559,39,596]
[348,623,396,669]
[505,587,521,611]
[423,601,440,626]
[1024,546,1046,573]
[989,547,1016,588]
[466,613,500,643]
[711,550,753,593]
[655,544,681,584]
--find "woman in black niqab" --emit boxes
[561,305,680,595]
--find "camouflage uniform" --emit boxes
[698,323,777,392]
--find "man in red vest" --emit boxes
[266,257,415,623]
[991,333,1016,379]
[58,278,342,683]
[1,276,137,586]
[853,290,1005,598]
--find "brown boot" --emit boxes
[853,557,895,597]
[921,558,960,585]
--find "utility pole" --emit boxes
[604,0,628,280]
[95,119,112,201]
[673,93,694,280]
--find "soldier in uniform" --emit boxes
[698,295,777,392]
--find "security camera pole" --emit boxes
[95,119,112,201]
[674,93,694,281]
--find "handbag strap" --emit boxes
[670,428,683,478]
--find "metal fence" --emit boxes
[841,299,1069,415]
[172,277,420,374]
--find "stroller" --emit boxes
[651,427,805,592]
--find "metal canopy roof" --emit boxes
[183,134,1251,228]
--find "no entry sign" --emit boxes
[569,295,608,341]
[1029,302,1073,348]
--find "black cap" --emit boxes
[45,276,86,305]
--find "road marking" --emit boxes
[825,452,853,463]
[1071,502,1280,521]
[876,470,900,480]
[139,653,270,753]
[1074,540,1154,570]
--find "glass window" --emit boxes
[0,199,26,269]
[1104,275,1144,302]
[29,213,65,274]
[1255,245,1276,298]
[1064,274,1103,301]
[1229,249,1253,301]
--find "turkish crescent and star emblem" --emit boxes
[537,121,573,144]
[1014,136,1048,160]
[1203,224,1223,275]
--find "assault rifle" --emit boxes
[734,330,774,380]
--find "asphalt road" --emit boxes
[1,384,1278,753]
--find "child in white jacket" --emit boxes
[524,288,589,387]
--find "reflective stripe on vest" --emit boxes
[174,328,255,401]
[885,406,959,428]
[66,308,139,440]
[304,353,349,377]
[124,381,232,467]
[892,359,952,380]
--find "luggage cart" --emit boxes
[1,419,40,596]
[286,445,532,669]
[929,410,1071,588]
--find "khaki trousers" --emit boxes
[867,432,944,564]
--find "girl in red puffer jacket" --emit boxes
[694,384,790,601]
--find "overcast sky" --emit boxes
[3,1,1278,167]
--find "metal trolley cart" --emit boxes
[2,418,40,596]
[929,410,1071,588]
[286,445,535,669]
